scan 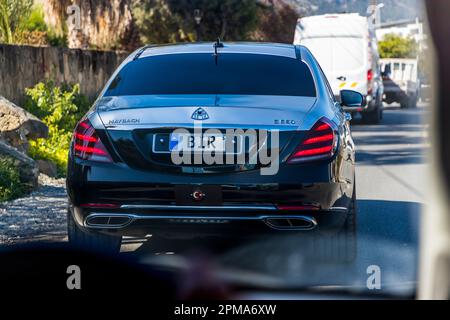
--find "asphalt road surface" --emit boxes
[350,103,426,292]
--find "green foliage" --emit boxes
[133,0,259,43]
[46,28,68,47]
[0,0,33,43]
[27,127,72,177]
[0,156,25,202]
[23,5,47,32]
[379,33,418,59]
[24,82,90,176]
[0,2,65,46]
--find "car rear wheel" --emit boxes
[362,105,381,124]
[314,183,357,263]
[400,93,418,109]
[67,209,122,254]
[409,93,418,108]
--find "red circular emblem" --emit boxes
[191,190,205,201]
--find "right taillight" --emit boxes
[287,119,338,164]
[72,119,113,163]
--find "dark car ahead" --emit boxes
[66,42,361,260]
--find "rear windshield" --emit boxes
[104,53,316,97]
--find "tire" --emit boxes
[401,94,417,109]
[400,96,409,109]
[313,183,357,263]
[362,105,381,124]
[67,209,122,254]
[409,94,418,108]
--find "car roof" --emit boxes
[137,42,300,60]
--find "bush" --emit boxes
[24,82,90,176]
[0,0,34,44]
[0,156,25,202]
[23,5,46,32]
[13,4,50,46]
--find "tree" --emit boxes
[252,0,299,43]
[133,0,189,44]
[378,33,418,59]
[133,0,260,44]
[37,0,141,50]
[169,0,259,41]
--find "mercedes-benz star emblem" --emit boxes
[191,107,209,120]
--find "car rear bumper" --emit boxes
[67,151,354,237]
[71,204,349,237]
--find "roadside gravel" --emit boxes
[0,174,68,244]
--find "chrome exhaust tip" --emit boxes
[264,216,317,230]
[85,214,133,229]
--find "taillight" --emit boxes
[367,69,373,81]
[73,120,112,163]
[287,119,338,164]
[367,69,373,95]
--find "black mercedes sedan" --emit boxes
[66,42,361,259]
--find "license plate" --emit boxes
[169,133,226,152]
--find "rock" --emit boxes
[0,96,48,152]
[36,159,58,177]
[0,140,39,190]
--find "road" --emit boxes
[0,103,428,293]
[351,104,426,292]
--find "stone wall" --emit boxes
[0,44,128,105]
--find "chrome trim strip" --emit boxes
[119,204,277,211]
[85,214,133,229]
[104,123,299,131]
[84,213,318,231]
[329,207,348,211]
[264,216,317,231]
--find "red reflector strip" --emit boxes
[74,144,107,155]
[303,134,334,145]
[80,203,120,208]
[74,133,97,142]
[78,121,90,129]
[293,145,332,157]
[277,205,320,211]
[315,124,331,131]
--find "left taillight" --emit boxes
[72,119,113,163]
[367,69,373,82]
[287,119,338,164]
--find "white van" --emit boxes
[294,13,384,123]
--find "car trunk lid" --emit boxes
[96,94,317,173]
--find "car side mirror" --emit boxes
[340,90,366,108]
